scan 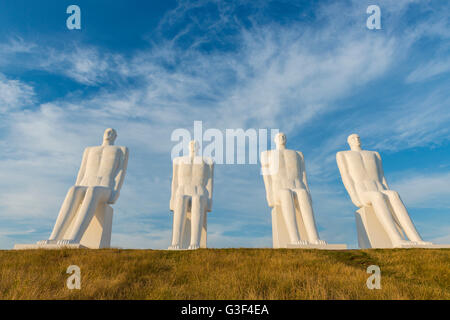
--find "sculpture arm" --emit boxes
[261,151,274,207]
[108,147,129,204]
[336,152,362,207]
[169,159,179,211]
[206,160,214,212]
[375,152,389,190]
[297,151,311,195]
[75,148,89,185]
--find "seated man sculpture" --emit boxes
[169,140,214,250]
[34,128,129,249]
[337,133,432,248]
[261,133,336,248]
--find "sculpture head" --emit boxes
[347,133,362,151]
[103,128,117,145]
[274,132,287,149]
[189,140,199,157]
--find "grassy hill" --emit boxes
[0,248,448,299]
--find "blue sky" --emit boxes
[0,0,449,249]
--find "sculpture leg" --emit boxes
[364,192,407,247]
[169,195,189,249]
[189,195,206,250]
[293,189,324,245]
[381,191,429,244]
[279,189,304,245]
[63,186,111,244]
[49,186,87,241]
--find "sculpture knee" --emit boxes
[368,191,384,201]
[87,186,110,201]
[68,186,83,195]
[384,190,400,199]
[361,191,384,206]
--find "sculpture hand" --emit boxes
[350,193,363,207]
[107,191,117,204]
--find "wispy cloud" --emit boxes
[392,172,450,209]
[406,58,450,83]
[0,74,35,112]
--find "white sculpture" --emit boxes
[261,133,346,249]
[169,140,214,250]
[15,128,128,249]
[337,133,436,248]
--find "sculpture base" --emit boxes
[17,204,115,250]
[355,207,447,249]
[286,243,347,250]
[396,244,450,249]
[13,243,87,250]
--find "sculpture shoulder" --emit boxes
[336,150,350,156]
[372,150,381,158]
[295,151,304,159]
[280,148,299,159]
[336,150,353,159]
[119,146,129,154]
[359,149,380,159]
[84,146,97,152]
[111,146,129,157]
[82,146,99,156]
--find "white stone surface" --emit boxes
[261,133,346,249]
[15,128,128,250]
[336,133,444,248]
[169,140,214,250]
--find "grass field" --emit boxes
[0,248,449,299]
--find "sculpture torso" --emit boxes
[339,150,386,195]
[175,156,212,197]
[79,145,126,189]
[265,150,306,203]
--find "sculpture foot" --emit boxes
[57,239,78,246]
[411,240,433,246]
[311,239,327,245]
[292,240,309,246]
[393,240,415,248]
[36,240,50,245]
[188,244,200,250]
[168,244,181,250]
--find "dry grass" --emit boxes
[0,248,448,299]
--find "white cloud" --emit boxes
[0,74,35,112]
[391,172,450,209]
[38,47,129,86]
[406,58,450,83]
